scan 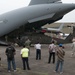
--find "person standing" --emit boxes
[0,57,1,66]
[48,41,56,64]
[20,45,30,70]
[71,38,75,57]
[24,38,31,55]
[5,44,16,72]
[54,44,65,74]
[0,56,1,72]
[34,42,41,60]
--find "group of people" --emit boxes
[0,41,66,74]
[5,43,31,72]
[4,38,31,72]
[0,38,75,74]
[34,40,65,74]
[48,41,65,74]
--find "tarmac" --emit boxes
[0,44,75,75]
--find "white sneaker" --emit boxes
[8,70,10,72]
[14,70,17,72]
[53,70,56,73]
[60,72,63,74]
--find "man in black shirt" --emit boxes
[5,44,16,72]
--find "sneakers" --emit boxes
[8,70,17,72]
[53,70,63,74]
[14,70,17,72]
[8,70,10,72]
[60,72,63,74]
[28,68,31,70]
[53,70,56,73]
[48,62,50,64]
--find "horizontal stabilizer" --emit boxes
[58,23,64,30]
[29,0,61,5]
[28,13,55,23]
[47,23,64,32]
[0,40,9,46]
[41,23,64,34]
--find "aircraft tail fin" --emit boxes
[58,23,64,31]
[29,0,62,6]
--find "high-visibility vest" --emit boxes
[21,48,29,57]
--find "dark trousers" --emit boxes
[7,58,16,70]
[22,57,30,70]
[48,52,55,63]
[36,49,41,60]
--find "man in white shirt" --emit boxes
[48,41,56,64]
[34,42,41,60]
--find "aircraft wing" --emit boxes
[28,13,55,23]
[29,0,62,5]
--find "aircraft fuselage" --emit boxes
[0,4,75,36]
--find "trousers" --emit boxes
[7,58,16,70]
[36,49,41,60]
[22,57,30,70]
[48,52,55,63]
[55,60,64,72]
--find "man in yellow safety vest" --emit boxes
[20,45,30,70]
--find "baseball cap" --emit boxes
[59,44,63,47]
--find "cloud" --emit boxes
[0,0,30,14]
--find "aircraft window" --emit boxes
[47,8,49,10]
[59,8,61,10]
[4,19,8,23]
[0,19,8,24]
[0,21,4,23]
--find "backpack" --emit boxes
[7,47,14,60]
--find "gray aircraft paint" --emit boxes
[42,23,64,33]
[0,0,75,36]
[29,0,62,5]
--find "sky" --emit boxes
[0,0,75,23]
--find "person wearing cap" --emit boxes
[54,44,65,74]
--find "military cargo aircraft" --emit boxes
[0,0,75,36]
[0,0,75,45]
